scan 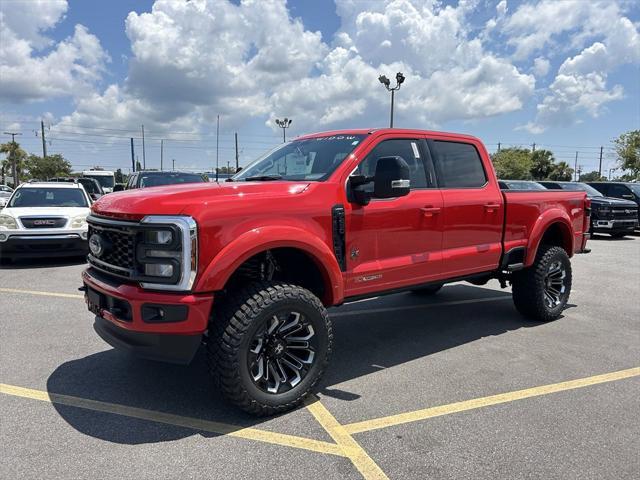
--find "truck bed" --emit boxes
[502,190,589,267]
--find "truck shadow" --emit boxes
[45,284,547,445]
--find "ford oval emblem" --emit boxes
[89,234,104,257]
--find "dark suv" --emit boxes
[539,181,638,238]
[587,182,640,226]
[116,171,207,191]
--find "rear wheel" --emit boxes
[512,245,571,322]
[412,284,443,295]
[207,282,332,416]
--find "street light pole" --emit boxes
[378,72,405,128]
[275,118,292,142]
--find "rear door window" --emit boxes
[431,141,487,188]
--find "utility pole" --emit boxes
[215,115,220,182]
[160,139,164,171]
[40,120,47,158]
[378,72,405,128]
[574,151,578,181]
[4,132,21,186]
[130,138,135,172]
[141,124,146,170]
[531,142,536,152]
[172,158,175,171]
[598,146,603,177]
[235,132,239,172]
[497,142,501,152]
[275,118,292,142]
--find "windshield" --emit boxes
[140,173,206,187]
[0,186,12,193]
[84,174,115,188]
[78,179,101,194]
[9,187,88,207]
[626,184,640,196]
[233,135,366,181]
[558,182,603,197]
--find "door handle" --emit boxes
[484,203,500,212]
[420,206,441,217]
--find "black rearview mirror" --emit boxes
[373,156,410,199]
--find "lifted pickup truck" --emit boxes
[82,129,590,415]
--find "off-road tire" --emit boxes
[207,281,332,416]
[411,284,443,295]
[512,245,572,322]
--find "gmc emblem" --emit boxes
[33,219,56,226]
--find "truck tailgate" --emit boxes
[502,190,589,267]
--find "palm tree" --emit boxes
[0,141,28,186]
[549,161,574,181]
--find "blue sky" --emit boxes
[1,0,639,176]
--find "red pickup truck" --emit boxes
[82,128,590,415]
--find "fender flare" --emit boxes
[525,210,574,266]
[195,226,344,305]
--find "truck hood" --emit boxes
[92,181,311,218]
[590,196,638,207]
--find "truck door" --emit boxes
[344,137,443,297]
[428,139,504,277]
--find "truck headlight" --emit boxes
[0,214,17,230]
[138,216,197,291]
[71,215,88,229]
[144,263,174,277]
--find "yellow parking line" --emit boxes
[0,383,345,457]
[306,398,389,480]
[0,288,83,299]
[344,367,640,434]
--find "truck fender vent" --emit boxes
[332,204,346,271]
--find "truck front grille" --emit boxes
[87,217,138,279]
[20,217,67,229]
[612,207,638,220]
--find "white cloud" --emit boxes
[0,1,109,103]
[8,0,636,140]
[521,4,639,133]
[532,57,550,77]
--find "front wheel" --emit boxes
[207,282,332,416]
[511,245,572,322]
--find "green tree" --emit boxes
[579,171,606,182]
[549,161,574,181]
[0,141,28,186]
[24,154,72,180]
[530,149,556,180]
[491,148,533,179]
[613,130,640,178]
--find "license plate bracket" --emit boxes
[86,287,104,316]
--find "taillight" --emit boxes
[584,197,591,233]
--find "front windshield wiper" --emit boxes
[243,175,283,181]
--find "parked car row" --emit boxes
[499,180,639,238]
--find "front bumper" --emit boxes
[591,218,638,232]
[0,232,88,258]
[82,268,214,364]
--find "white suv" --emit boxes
[0,182,91,260]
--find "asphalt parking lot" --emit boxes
[1,234,639,480]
